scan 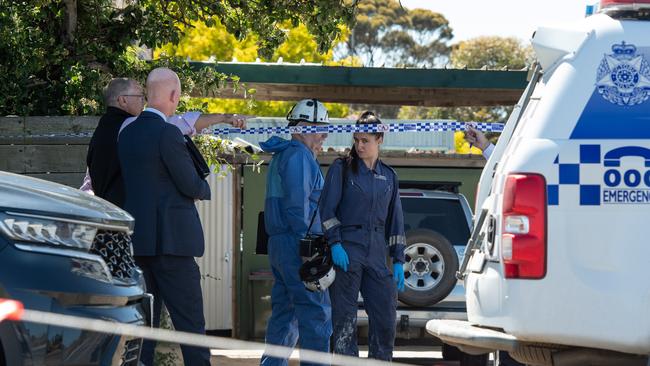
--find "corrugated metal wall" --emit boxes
[196,168,236,330]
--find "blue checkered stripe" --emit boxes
[548,144,602,206]
[208,121,504,136]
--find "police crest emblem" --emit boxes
[596,41,650,106]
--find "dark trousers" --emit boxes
[261,233,332,366]
[135,255,210,366]
[330,242,397,361]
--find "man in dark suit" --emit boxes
[118,67,211,365]
[82,78,249,204]
[86,78,145,207]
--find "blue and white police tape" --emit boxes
[0,121,502,140]
[209,121,503,136]
[0,120,504,140]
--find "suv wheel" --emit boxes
[398,229,459,307]
[460,353,489,366]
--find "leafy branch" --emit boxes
[192,134,264,177]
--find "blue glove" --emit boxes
[393,263,405,292]
[330,243,349,272]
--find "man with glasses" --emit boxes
[83,77,250,207]
[85,78,146,207]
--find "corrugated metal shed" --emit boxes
[195,168,237,330]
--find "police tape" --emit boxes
[3,303,416,366]
[0,121,502,140]
[209,121,504,136]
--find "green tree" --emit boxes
[399,36,534,153]
[0,0,358,116]
[157,21,352,64]
[338,0,453,67]
[158,20,355,117]
[450,36,533,69]
[156,21,259,62]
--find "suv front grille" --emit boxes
[90,230,138,280]
[120,338,142,365]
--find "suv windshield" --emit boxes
[401,197,470,245]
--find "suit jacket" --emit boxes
[87,107,132,207]
[118,111,211,257]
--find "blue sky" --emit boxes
[400,0,589,43]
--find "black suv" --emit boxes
[0,171,150,365]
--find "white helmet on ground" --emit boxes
[287,99,329,126]
[299,254,336,292]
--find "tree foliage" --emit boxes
[157,21,356,65]
[338,0,453,67]
[399,36,535,153]
[158,20,355,117]
[0,0,357,116]
[450,36,534,70]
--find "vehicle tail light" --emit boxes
[501,174,546,279]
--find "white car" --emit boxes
[427,1,650,365]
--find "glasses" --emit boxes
[120,94,146,101]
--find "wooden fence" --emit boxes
[0,116,98,187]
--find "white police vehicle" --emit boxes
[427,1,650,365]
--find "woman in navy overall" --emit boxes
[320,111,406,361]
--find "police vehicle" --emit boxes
[426,1,650,365]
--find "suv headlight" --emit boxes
[0,212,98,250]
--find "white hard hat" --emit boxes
[299,254,336,292]
[287,99,329,125]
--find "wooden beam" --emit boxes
[196,83,523,106]
[189,62,528,106]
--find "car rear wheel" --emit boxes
[398,229,459,307]
[460,352,489,366]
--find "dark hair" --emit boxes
[347,111,384,173]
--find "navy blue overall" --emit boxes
[320,158,405,361]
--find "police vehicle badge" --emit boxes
[596,41,650,106]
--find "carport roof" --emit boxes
[190,62,530,107]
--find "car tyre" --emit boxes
[398,229,459,307]
[460,352,489,366]
[498,351,528,365]
[442,343,462,360]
